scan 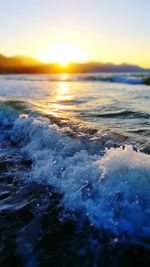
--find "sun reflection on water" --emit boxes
[34,75,79,118]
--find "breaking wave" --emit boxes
[1,73,149,85]
[6,113,150,246]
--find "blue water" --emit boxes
[0,73,150,266]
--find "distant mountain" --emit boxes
[67,62,143,73]
[11,55,41,66]
[0,53,145,74]
[0,54,20,67]
[0,54,41,68]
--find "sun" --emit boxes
[38,42,88,66]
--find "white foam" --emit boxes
[11,115,150,241]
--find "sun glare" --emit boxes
[38,43,88,66]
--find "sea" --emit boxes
[0,73,150,267]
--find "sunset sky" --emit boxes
[1,0,150,67]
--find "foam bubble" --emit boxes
[11,115,150,243]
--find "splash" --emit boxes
[10,115,150,244]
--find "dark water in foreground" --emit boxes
[0,74,150,266]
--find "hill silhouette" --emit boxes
[0,54,145,74]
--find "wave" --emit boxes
[112,76,144,84]
[3,113,149,246]
[1,74,148,85]
[81,75,144,85]
[83,110,150,119]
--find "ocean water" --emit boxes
[0,73,150,266]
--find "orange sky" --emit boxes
[1,0,150,68]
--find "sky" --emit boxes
[0,0,150,67]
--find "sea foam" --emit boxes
[10,115,150,243]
